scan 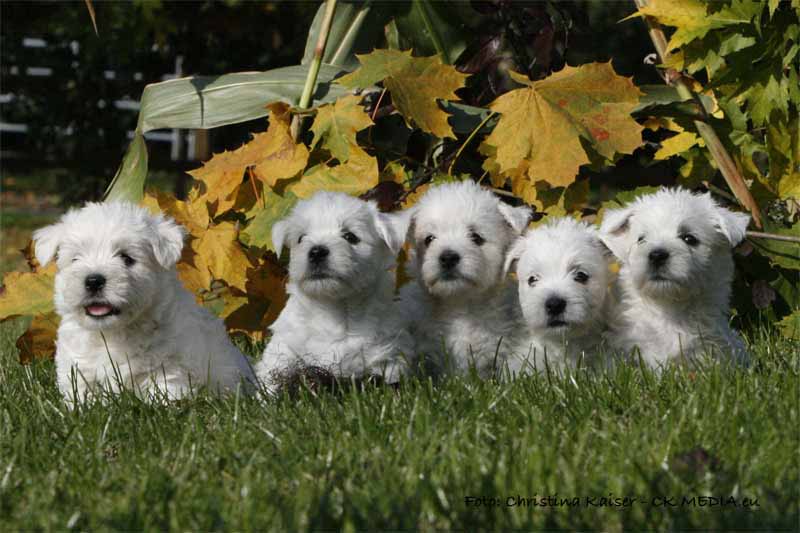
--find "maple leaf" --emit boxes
[654,131,704,160]
[143,188,210,238]
[192,221,252,292]
[240,190,299,253]
[0,265,56,321]
[188,102,309,214]
[626,0,762,51]
[479,63,643,189]
[767,119,800,201]
[286,146,379,199]
[16,312,59,363]
[310,95,374,163]
[337,49,468,138]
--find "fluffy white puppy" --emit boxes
[255,191,413,393]
[400,180,530,378]
[600,188,750,368]
[33,201,255,404]
[506,217,614,374]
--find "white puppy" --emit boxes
[400,180,530,378]
[33,202,255,404]
[255,191,413,393]
[600,188,750,368]
[506,217,614,374]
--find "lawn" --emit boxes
[0,319,797,530]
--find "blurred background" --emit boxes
[1,0,655,276]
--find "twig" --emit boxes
[291,0,338,141]
[632,0,763,229]
[746,231,800,244]
[448,111,496,176]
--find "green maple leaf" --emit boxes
[337,49,468,139]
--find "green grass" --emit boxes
[0,321,797,530]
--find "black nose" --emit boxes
[439,250,460,270]
[545,296,567,316]
[308,245,330,264]
[648,248,670,267]
[84,274,106,293]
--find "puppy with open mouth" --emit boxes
[399,180,530,378]
[33,201,256,405]
[255,191,413,393]
[600,187,750,369]
[506,217,614,375]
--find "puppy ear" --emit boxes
[599,207,634,259]
[32,222,65,266]
[271,219,289,257]
[503,237,527,277]
[498,203,531,235]
[151,215,186,269]
[713,204,750,246]
[374,209,412,255]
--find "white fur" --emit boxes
[507,217,614,374]
[600,188,750,368]
[399,180,530,378]
[256,191,414,392]
[33,201,255,405]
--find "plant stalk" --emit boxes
[632,0,763,229]
[746,231,800,244]
[292,0,338,141]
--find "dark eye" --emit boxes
[637,235,645,244]
[680,233,699,246]
[527,275,538,287]
[343,231,360,244]
[574,271,590,284]
[119,252,135,267]
[298,234,305,244]
[470,232,485,246]
[424,235,436,247]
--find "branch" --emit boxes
[632,0,763,229]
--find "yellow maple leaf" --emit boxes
[188,102,309,214]
[479,63,643,189]
[143,188,210,238]
[286,146,379,199]
[192,222,252,293]
[625,0,761,51]
[654,131,703,160]
[0,264,56,320]
[337,49,468,139]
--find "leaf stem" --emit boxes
[247,167,264,209]
[448,111,496,176]
[632,0,763,229]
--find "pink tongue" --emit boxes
[87,304,113,316]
